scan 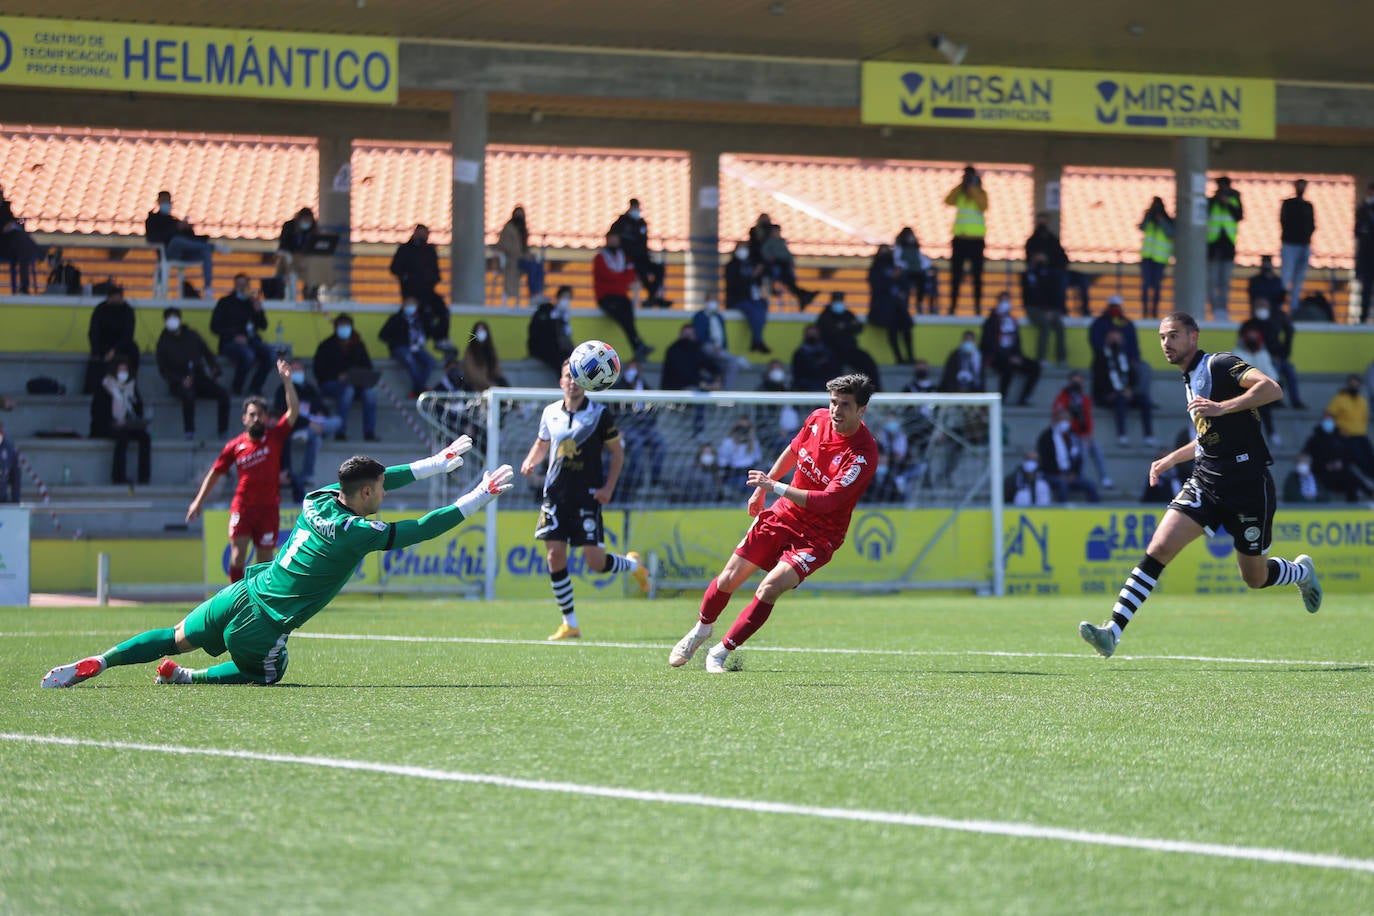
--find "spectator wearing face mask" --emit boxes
[380,297,437,397]
[692,296,744,390]
[759,223,817,308]
[84,284,140,395]
[1234,326,1280,444]
[980,292,1040,406]
[1088,294,1154,409]
[678,443,725,504]
[717,415,762,495]
[1092,327,1156,447]
[1005,449,1053,506]
[1036,407,1100,503]
[390,224,452,350]
[758,360,800,454]
[870,412,911,503]
[1324,374,1374,480]
[791,323,837,393]
[1053,370,1112,489]
[461,320,510,392]
[527,287,575,376]
[612,360,666,497]
[276,206,334,303]
[273,358,340,495]
[816,293,882,389]
[610,198,670,309]
[1238,296,1303,409]
[939,331,983,393]
[313,313,379,442]
[866,243,915,364]
[593,230,652,361]
[1281,452,1329,504]
[155,305,230,440]
[90,355,152,486]
[1302,413,1374,502]
[145,190,228,297]
[724,242,771,353]
[211,273,274,396]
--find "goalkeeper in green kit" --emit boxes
[41,437,514,687]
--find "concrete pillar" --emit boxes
[687,147,722,307]
[318,134,353,299]
[450,90,488,307]
[1172,137,1209,319]
[1031,161,1063,235]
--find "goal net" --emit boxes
[416,387,1005,599]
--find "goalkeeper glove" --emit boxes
[454,464,515,517]
[409,435,473,480]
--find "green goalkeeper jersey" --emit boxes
[244,465,467,631]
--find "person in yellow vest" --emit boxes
[1138,196,1174,319]
[944,165,989,316]
[1206,176,1243,320]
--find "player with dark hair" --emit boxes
[42,441,515,687]
[519,358,649,640]
[1079,312,1322,658]
[669,373,879,673]
[187,360,299,583]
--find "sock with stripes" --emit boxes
[101,627,178,668]
[600,553,639,574]
[550,568,576,627]
[1109,554,1165,639]
[697,579,732,625]
[1262,557,1308,588]
[723,597,774,650]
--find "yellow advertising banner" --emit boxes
[0,16,397,104]
[862,62,1275,139]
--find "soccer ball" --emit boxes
[568,339,621,392]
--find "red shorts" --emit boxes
[228,505,281,550]
[734,513,836,583]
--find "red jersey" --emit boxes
[768,408,879,549]
[212,413,293,511]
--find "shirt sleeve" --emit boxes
[597,405,620,443]
[210,439,237,476]
[1216,352,1256,384]
[804,443,878,515]
[537,408,551,442]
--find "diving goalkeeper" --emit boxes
[41,437,514,687]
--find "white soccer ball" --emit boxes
[568,339,621,392]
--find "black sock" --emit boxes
[1111,553,1165,636]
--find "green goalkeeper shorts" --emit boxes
[182,579,291,684]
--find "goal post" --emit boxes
[415,387,1005,599]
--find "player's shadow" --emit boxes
[277,682,570,689]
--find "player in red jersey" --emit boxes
[187,358,299,582]
[668,373,878,673]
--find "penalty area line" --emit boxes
[3,732,1372,875]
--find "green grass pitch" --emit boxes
[2,591,1371,914]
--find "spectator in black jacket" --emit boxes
[790,323,836,392]
[90,355,151,486]
[389,224,451,348]
[1246,255,1287,310]
[276,206,334,303]
[1279,179,1315,306]
[314,313,379,442]
[724,242,770,353]
[660,324,720,392]
[610,198,669,308]
[210,274,273,395]
[379,300,436,398]
[940,331,984,393]
[155,306,229,440]
[527,289,574,376]
[1238,297,1304,408]
[1036,408,1100,503]
[980,293,1040,406]
[1023,214,1069,366]
[1302,415,1374,502]
[0,183,40,293]
[816,293,882,388]
[144,190,224,296]
[1091,327,1155,446]
[866,244,914,364]
[85,285,139,394]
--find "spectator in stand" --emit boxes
[945,165,988,316]
[380,298,437,398]
[1302,414,1373,502]
[817,293,882,389]
[527,288,574,376]
[759,360,801,455]
[869,411,912,503]
[1246,255,1287,309]
[210,273,274,396]
[893,227,932,315]
[274,358,340,495]
[84,284,139,395]
[660,324,720,392]
[791,323,836,393]
[676,443,725,504]
[1138,196,1174,319]
[1023,212,1070,367]
[692,295,744,390]
[1053,370,1112,490]
[44,245,82,295]
[1140,444,1185,504]
[1279,179,1315,307]
[1282,452,1329,504]
[611,198,670,308]
[497,206,531,307]
[747,214,773,266]
[389,224,452,351]
[1293,290,1335,322]
[0,184,40,293]
[613,360,666,498]
[1005,449,1053,507]
[461,320,511,392]
[1324,374,1374,480]
[314,314,379,443]
[1036,408,1100,503]
[1235,327,1281,445]
[724,242,771,353]
[592,230,651,362]
[867,244,914,364]
[0,418,18,502]
[716,414,762,496]
[760,223,817,308]
[1205,176,1244,320]
[940,330,984,393]
[155,306,229,441]
[1238,297,1304,408]
[1092,327,1156,448]
[980,292,1040,406]
[1356,182,1374,324]
[276,206,334,305]
[1089,294,1154,408]
[90,355,151,486]
[144,190,228,297]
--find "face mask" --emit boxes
[336,325,353,340]
[767,369,785,384]
[961,341,977,355]
[1296,463,1311,475]
[300,220,313,230]
[735,249,749,261]
[1022,460,1038,473]
[629,208,641,219]
[829,302,844,313]
[248,422,266,439]
[1348,385,1362,395]
[704,300,719,313]
[624,368,639,383]
[158,202,171,214]
[1054,420,1071,434]
[1255,308,1271,321]
[556,296,571,309]
[884,420,900,434]
[700,453,716,467]
[237,289,251,300]
[996,299,1011,315]
[446,368,463,384]
[475,329,489,343]
[403,304,418,317]
[914,369,928,381]
[116,370,129,383]
[164,317,181,332]
[1321,419,1336,433]
[290,371,305,385]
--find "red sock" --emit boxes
[698,579,732,625]
[723,597,774,649]
[228,566,245,583]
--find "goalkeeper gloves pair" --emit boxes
[454,465,515,517]
[409,435,473,480]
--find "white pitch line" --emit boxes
[2,732,1371,875]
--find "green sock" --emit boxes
[191,662,257,685]
[102,628,178,668]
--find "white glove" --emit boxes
[454,464,515,517]
[409,435,473,480]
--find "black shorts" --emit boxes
[1169,471,1275,556]
[534,498,604,547]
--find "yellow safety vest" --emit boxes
[1140,220,1173,263]
[1207,199,1237,244]
[951,192,986,239]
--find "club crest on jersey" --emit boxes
[369,520,387,531]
